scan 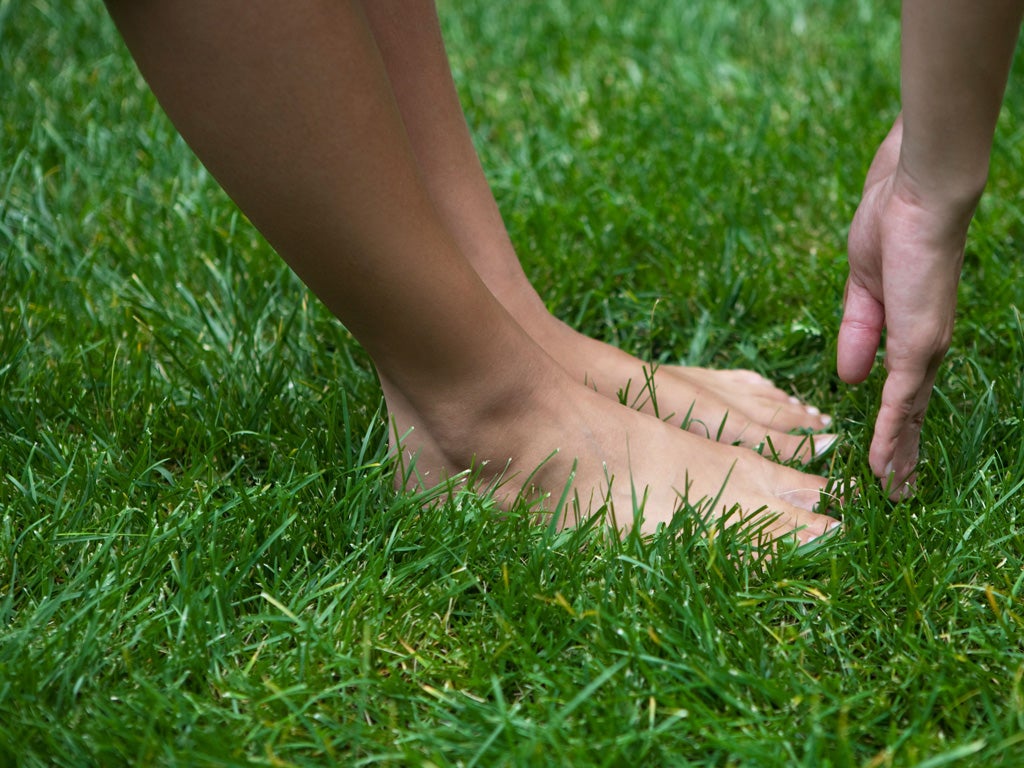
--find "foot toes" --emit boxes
[754,398,833,432]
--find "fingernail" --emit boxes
[892,481,914,502]
[881,462,916,501]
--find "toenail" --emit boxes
[820,521,844,538]
[812,434,839,456]
[806,520,843,543]
[806,406,820,416]
[828,478,857,504]
[820,414,833,427]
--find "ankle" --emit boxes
[382,350,567,471]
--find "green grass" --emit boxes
[3,0,1024,765]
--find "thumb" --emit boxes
[837,278,884,383]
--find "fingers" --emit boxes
[840,178,886,384]
[837,278,884,383]
[868,353,943,499]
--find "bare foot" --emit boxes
[382,368,840,544]
[522,313,836,462]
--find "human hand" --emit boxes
[837,116,974,499]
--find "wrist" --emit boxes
[892,154,985,230]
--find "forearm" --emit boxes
[899,0,1023,209]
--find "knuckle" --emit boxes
[880,392,917,420]
[889,324,953,367]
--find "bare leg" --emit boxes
[358,0,836,461]
[104,0,839,541]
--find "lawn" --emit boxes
[3,0,1024,765]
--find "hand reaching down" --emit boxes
[837,117,972,499]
